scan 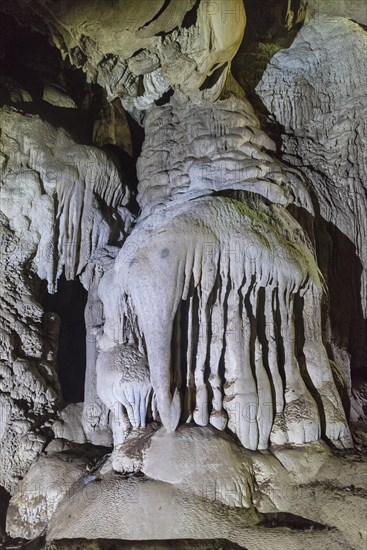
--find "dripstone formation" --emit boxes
[0,1,366,549]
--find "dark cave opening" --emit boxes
[0,14,103,143]
[42,274,88,404]
[0,487,10,542]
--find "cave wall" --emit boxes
[0,1,366,548]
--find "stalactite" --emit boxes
[208,293,226,431]
[98,189,353,449]
[264,284,284,416]
[302,284,353,448]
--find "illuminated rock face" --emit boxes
[98,95,351,450]
[0,108,129,492]
[1,0,246,113]
[0,1,366,547]
[257,14,367,317]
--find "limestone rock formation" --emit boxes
[306,0,367,25]
[256,14,367,317]
[255,11,367,422]
[2,0,246,113]
[8,428,366,548]
[0,105,128,492]
[0,1,366,548]
[6,452,88,539]
[96,343,152,444]
[99,92,351,450]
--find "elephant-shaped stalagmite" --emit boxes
[98,194,352,450]
[96,86,352,451]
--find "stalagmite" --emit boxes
[96,344,152,444]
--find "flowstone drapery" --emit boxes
[98,93,351,450]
